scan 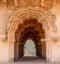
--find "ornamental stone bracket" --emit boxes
[51,32,60,42]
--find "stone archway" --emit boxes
[7,6,56,62]
[14,18,46,60]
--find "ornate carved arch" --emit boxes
[7,6,57,33]
[7,6,57,61]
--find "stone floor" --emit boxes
[0,57,60,64]
[0,62,60,64]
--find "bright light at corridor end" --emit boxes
[24,39,36,56]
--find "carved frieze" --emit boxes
[0,0,57,10]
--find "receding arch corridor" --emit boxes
[6,5,57,63]
[0,0,60,63]
[14,18,46,62]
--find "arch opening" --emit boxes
[7,6,54,62]
[14,18,46,61]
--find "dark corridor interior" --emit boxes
[14,18,46,61]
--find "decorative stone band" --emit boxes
[1,0,57,10]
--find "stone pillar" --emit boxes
[19,44,24,58]
[41,0,45,6]
[14,0,18,7]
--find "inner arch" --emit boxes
[14,18,46,61]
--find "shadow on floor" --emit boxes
[15,56,46,62]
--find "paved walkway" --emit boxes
[0,57,60,64]
[0,62,60,64]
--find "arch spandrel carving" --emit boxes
[7,6,57,33]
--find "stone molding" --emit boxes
[7,5,57,32]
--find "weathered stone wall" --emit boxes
[0,0,60,63]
